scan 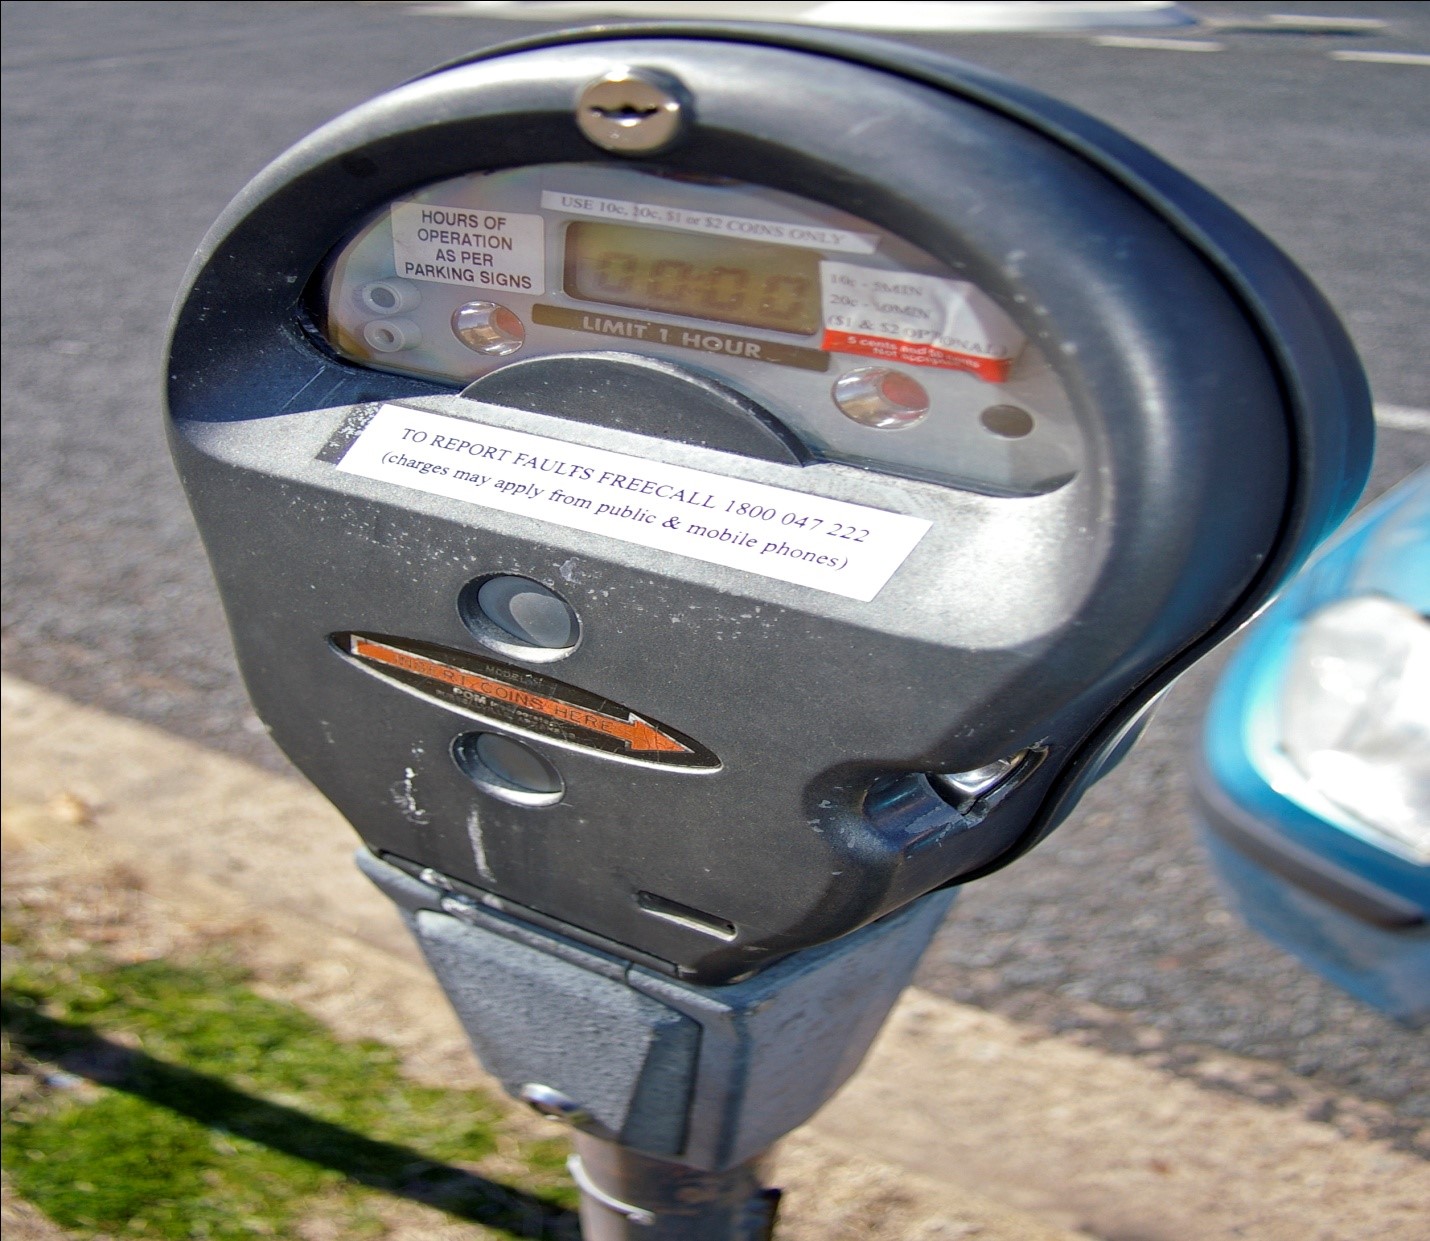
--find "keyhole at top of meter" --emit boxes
[577,68,686,154]
[595,102,659,123]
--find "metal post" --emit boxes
[569,1133,779,1240]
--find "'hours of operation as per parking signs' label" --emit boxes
[390,202,546,292]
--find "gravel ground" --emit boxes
[8,675,1429,1241]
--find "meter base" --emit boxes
[358,847,954,1173]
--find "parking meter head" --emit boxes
[166,26,1373,982]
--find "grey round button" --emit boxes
[357,278,421,315]
[466,576,579,650]
[453,732,564,806]
[362,317,421,353]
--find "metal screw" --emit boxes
[419,866,454,891]
[576,68,686,154]
[519,1082,591,1126]
[439,891,483,922]
[980,404,1036,439]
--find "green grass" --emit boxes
[1,930,578,1239]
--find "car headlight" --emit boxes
[1278,594,1430,864]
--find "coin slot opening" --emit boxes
[452,731,564,807]
[458,574,580,662]
[636,891,737,940]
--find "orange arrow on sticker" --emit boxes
[351,636,692,755]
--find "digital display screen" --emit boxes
[563,221,823,336]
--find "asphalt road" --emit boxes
[3,0,1427,1151]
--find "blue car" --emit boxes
[1194,469,1429,1025]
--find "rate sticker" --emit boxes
[820,262,1025,382]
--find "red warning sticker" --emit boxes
[818,330,1012,382]
[820,261,1024,382]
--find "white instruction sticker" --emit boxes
[540,190,879,255]
[390,202,545,294]
[336,406,930,602]
[820,262,1025,382]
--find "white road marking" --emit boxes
[1375,404,1430,433]
[1092,34,1224,50]
[1330,50,1430,66]
[411,1,1198,34]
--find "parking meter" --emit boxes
[167,24,1373,1237]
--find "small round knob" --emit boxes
[832,367,930,429]
[362,317,421,353]
[357,278,421,315]
[451,301,525,356]
[519,1083,590,1126]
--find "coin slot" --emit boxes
[458,575,580,661]
[636,891,737,940]
[452,731,564,807]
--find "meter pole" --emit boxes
[568,1134,779,1240]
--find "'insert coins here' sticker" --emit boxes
[337,633,718,768]
[335,405,931,601]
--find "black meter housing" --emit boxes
[167,26,1373,984]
